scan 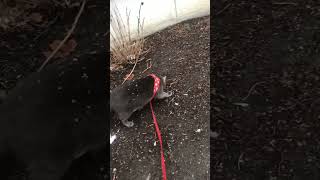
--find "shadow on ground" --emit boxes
[0,1,108,179]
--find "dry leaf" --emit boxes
[30,13,43,23]
[61,39,77,55]
[44,39,78,58]
[110,64,123,71]
[49,40,61,50]
[42,51,51,58]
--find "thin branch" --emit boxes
[174,0,178,18]
[137,2,144,34]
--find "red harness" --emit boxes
[149,74,167,180]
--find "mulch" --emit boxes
[212,1,320,179]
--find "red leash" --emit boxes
[149,74,167,180]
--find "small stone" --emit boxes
[74,118,79,122]
[297,141,303,147]
[110,135,117,144]
[81,73,88,79]
[210,131,219,138]
[233,102,249,107]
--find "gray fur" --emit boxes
[110,75,172,127]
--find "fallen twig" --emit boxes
[272,2,298,6]
[238,152,244,170]
[141,58,152,74]
[242,81,266,100]
[0,81,7,89]
[37,0,86,72]
[168,96,176,105]
[146,173,151,180]
[216,3,232,16]
[122,59,138,84]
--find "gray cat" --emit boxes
[110,75,172,127]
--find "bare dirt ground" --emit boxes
[212,1,320,180]
[110,16,210,180]
[0,1,108,179]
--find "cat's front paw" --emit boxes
[123,121,134,127]
[166,91,173,97]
